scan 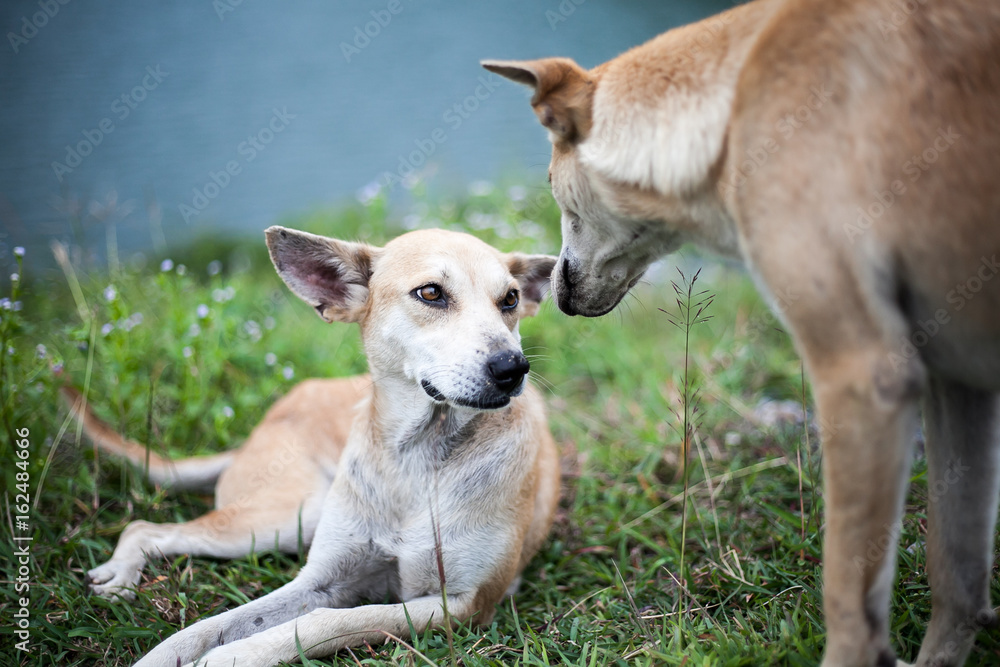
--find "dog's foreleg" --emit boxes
[812,352,922,667]
[913,378,1000,667]
[133,573,342,667]
[180,592,478,667]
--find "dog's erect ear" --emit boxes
[482,58,594,142]
[507,254,558,318]
[265,226,381,324]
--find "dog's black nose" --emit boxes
[487,350,530,393]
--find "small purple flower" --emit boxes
[221,405,234,419]
[468,180,494,197]
[212,286,235,303]
[182,346,193,358]
[243,320,262,342]
[207,260,222,277]
[0,298,12,310]
[356,181,382,206]
[101,322,114,336]
[265,352,277,366]
[35,344,46,359]
[197,304,209,319]
[160,258,174,272]
[282,366,294,380]
[13,246,25,258]
[11,301,21,312]
[104,285,117,302]
[10,273,19,282]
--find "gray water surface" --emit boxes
[1,0,731,263]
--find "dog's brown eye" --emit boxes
[415,284,444,304]
[502,289,519,311]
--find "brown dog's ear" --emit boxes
[482,58,594,142]
[265,226,381,323]
[507,253,558,317]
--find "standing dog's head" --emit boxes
[483,56,718,317]
[266,226,556,411]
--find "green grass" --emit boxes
[2,186,998,666]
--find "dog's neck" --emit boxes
[579,0,784,259]
[366,370,483,459]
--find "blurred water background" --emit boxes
[0,0,731,272]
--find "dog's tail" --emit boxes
[60,384,235,493]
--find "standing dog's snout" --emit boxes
[487,350,530,393]
[556,254,579,316]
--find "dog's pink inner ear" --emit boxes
[508,254,558,316]
[483,58,594,142]
[303,260,350,313]
[266,226,378,323]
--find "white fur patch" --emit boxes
[579,76,734,197]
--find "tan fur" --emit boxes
[67,229,560,667]
[486,1,1000,665]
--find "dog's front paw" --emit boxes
[86,559,143,600]
[180,639,278,667]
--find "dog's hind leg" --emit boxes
[912,377,1000,667]
[87,498,323,600]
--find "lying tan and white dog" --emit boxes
[65,227,559,666]
[484,0,1000,665]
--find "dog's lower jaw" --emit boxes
[421,379,515,411]
[554,284,628,318]
[452,394,511,410]
[420,380,446,402]
[553,264,644,318]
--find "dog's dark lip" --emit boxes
[452,394,511,410]
[421,379,513,410]
[556,288,579,316]
[561,272,643,318]
[420,380,446,401]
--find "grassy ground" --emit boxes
[2,187,998,666]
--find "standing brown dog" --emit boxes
[485,0,1000,665]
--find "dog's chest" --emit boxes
[332,422,521,597]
